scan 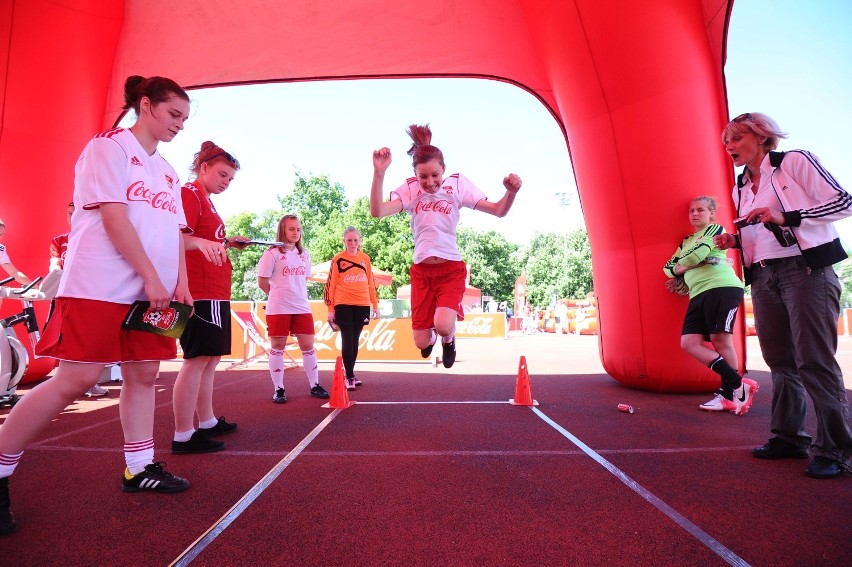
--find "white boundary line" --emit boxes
[92,397,755,566]
[532,406,751,567]
[168,409,343,567]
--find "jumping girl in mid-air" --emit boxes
[369,124,522,368]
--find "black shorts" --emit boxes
[179,300,231,358]
[682,287,744,340]
[334,305,371,328]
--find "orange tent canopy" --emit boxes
[308,260,393,287]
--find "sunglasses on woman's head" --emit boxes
[202,150,240,169]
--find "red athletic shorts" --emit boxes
[35,297,178,364]
[266,313,315,337]
[409,260,466,330]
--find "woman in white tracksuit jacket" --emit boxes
[716,112,852,479]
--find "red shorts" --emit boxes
[35,297,177,364]
[410,260,466,330]
[266,313,315,337]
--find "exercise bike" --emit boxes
[0,273,54,408]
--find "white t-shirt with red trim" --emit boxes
[257,247,312,314]
[390,173,487,263]
[59,128,185,304]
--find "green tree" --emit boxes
[225,209,281,300]
[517,229,593,307]
[277,172,348,248]
[456,226,519,303]
[837,257,852,308]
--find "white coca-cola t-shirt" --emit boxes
[390,173,487,263]
[257,247,312,314]
[59,128,185,304]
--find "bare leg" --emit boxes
[119,361,160,442]
[0,362,102,454]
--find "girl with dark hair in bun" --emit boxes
[171,141,249,455]
[0,75,192,535]
[370,124,522,369]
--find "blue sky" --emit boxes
[143,0,852,246]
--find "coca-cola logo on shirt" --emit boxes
[343,273,367,283]
[414,199,453,215]
[215,225,226,240]
[280,265,307,276]
[126,181,177,213]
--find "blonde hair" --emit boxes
[276,214,304,254]
[722,112,788,151]
[691,195,718,213]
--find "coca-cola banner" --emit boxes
[226,301,506,363]
[454,313,507,339]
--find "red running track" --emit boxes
[0,334,849,566]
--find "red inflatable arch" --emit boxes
[0,0,743,392]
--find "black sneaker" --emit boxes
[122,462,190,493]
[0,477,15,536]
[420,342,435,358]
[171,430,225,454]
[441,340,457,368]
[310,385,330,399]
[752,437,809,460]
[199,416,237,437]
[805,456,845,479]
[273,388,287,404]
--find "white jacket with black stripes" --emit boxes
[734,149,852,271]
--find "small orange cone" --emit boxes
[509,355,538,406]
[322,356,355,409]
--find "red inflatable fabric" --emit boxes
[0,0,741,391]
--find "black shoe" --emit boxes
[122,462,190,493]
[171,430,225,454]
[420,342,435,358]
[0,477,15,536]
[752,437,809,460]
[310,385,330,399]
[273,387,287,404]
[441,340,456,368]
[199,416,237,437]
[805,456,845,479]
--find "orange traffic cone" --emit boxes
[509,355,538,406]
[322,356,355,409]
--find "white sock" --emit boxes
[428,328,437,346]
[173,429,195,443]
[302,348,319,387]
[199,417,218,430]
[269,348,285,389]
[124,439,155,475]
[0,451,23,477]
[442,332,455,344]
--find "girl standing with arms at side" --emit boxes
[257,215,330,403]
[324,226,379,390]
[370,124,521,368]
[171,141,249,454]
[0,75,193,536]
[663,196,757,415]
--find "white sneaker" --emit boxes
[353,377,363,387]
[86,384,109,397]
[109,365,123,382]
[346,378,356,391]
[732,379,758,416]
[699,393,734,412]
